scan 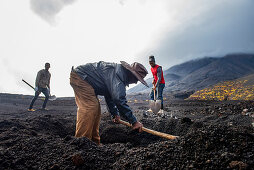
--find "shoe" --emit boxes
[28,109,36,112]
[158,109,164,114]
[147,109,153,112]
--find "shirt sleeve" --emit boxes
[35,70,41,87]
[108,78,137,124]
[47,73,51,88]
[155,67,162,87]
[104,95,119,118]
[115,95,137,125]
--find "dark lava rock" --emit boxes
[71,154,84,167]
[113,125,254,169]
[181,117,193,124]
[1,97,254,169]
[229,161,248,169]
[49,164,60,170]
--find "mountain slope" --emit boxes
[165,57,217,76]
[128,53,254,94]
[188,73,254,100]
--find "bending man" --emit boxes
[70,61,148,145]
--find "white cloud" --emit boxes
[30,0,77,24]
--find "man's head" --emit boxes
[45,63,50,71]
[126,70,138,84]
[149,55,156,67]
[120,61,148,87]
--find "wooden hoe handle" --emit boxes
[119,120,179,140]
[22,79,35,90]
[153,85,156,100]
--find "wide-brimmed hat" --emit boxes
[120,61,149,87]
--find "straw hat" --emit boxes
[120,61,149,87]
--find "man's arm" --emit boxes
[115,96,137,124]
[155,67,162,87]
[152,72,155,85]
[110,83,137,124]
[152,79,156,85]
[47,73,51,89]
[35,70,41,87]
[113,94,143,131]
[104,95,120,119]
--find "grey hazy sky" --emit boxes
[0,0,253,97]
[138,0,254,70]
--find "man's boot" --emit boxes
[158,104,164,114]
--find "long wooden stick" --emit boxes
[119,120,179,140]
[22,79,35,90]
[153,84,158,101]
[153,88,156,100]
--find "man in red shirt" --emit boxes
[149,56,165,114]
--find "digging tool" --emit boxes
[22,79,56,101]
[119,120,179,140]
[149,86,161,114]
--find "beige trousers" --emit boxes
[70,71,101,145]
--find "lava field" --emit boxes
[0,93,253,169]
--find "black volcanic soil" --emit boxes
[0,93,253,169]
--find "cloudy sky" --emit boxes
[0,0,253,97]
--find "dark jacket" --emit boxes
[36,69,51,88]
[74,61,137,124]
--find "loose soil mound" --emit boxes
[0,94,253,169]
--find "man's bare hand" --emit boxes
[152,79,156,85]
[132,121,143,132]
[112,115,120,123]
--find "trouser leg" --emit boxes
[158,84,165,109]
[29,90,41,109]
[42,88,49,109]
[92,101,101,145]
[70,71,101,144]
[150,89,154,100]
[73,91,99,140]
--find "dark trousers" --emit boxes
[29,87,49,109]
[150,83,165,109]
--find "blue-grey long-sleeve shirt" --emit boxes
[74,61,137,124]
[155,67,162,87]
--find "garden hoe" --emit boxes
[119,120,179,140]
[149,86,161,114]
[22,79,56,101]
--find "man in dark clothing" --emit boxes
[28,63,51,111]
[149,56,165,114]
[70,61,148,145]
